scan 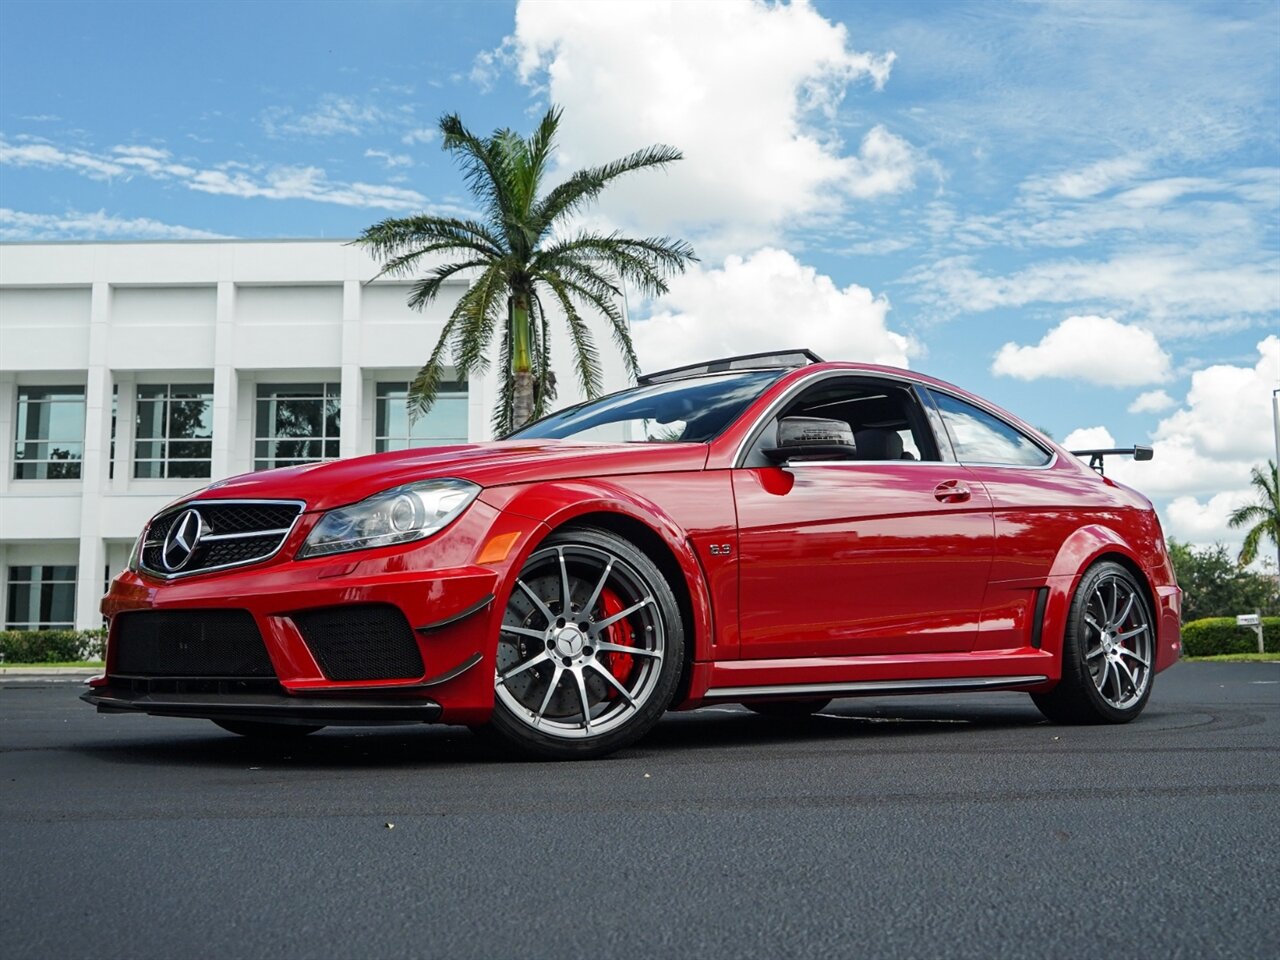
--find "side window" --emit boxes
[929,391,1051,466]
[744,378,940,465]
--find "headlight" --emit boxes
[297,479,480,559]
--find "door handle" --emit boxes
[934,479,971,503]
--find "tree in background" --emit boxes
[1228,459,1279,569]
[1167,539,1277,621]
[357,107,696,434]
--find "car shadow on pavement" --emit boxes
[72,696,1049,769]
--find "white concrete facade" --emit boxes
[0,240,628,630]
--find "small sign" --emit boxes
[1237,613,1261,627]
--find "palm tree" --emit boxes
[356,107,696,434]
[1228,459,1279,567]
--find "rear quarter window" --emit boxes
[929,390,1051,467]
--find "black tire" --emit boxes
[1032,561,1156,725]
[483,526,684,760]
[745,699,832,718]
[212,720,324,739]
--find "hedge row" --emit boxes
[1181,617,1279,657]
[0,629,106,664]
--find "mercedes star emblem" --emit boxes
[161,508,206,571]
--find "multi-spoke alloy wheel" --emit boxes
[486,527,683,759]
[1032,561,1156,724]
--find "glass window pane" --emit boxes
[168,398,213,439]
[167,440,212,461]
[931,392,1050,467]
[134,460,164,479]
[134,440,165,461]
[168,460,212,479]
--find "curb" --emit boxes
[1,667,101,678]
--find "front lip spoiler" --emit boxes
[81,686,443,724]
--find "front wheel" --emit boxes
[1032,561,1155,724]
[485,527,684,760]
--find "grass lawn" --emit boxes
[0,661,104,669]
[1182,653,1280,663]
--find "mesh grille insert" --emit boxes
[140,501,302,578]
[113,609,275,677]
[292,604,424,682]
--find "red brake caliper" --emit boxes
[597,587,634,698]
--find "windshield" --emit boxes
[509,370,785,443]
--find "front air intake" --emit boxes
[291,604,425,682]
[113,609,275,677]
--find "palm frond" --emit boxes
[490,319,516,437]
[439,113,518,237]
[355,216,505,272]
[449,265,507,376]
[406,258,490,311]
[533,232,696,296]
[540,273,603,399]
[534,144,684,231]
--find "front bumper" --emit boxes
[91,499,546,726]
[81,682,443,725]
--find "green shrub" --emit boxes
[0,629,106,664]
[1181,617,1279,657]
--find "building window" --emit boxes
[13,386,85,479]
[255,382,340,470]
[134,383,214,478]
[376,381,468,452]
[5,565,76,630]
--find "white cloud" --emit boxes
[364,148,412,169]
[1165,492,1255,549]
[506,0,910,253]
[0,207,228,241]
[1128,389,1176,414]
[262,95,387,138]
[1150,336,1280,461]
[1034,155,1148,199]
[0,135,427,211]
[992,315,1171,386]
[1070,337,1280,553]
[912,251,1280,330]
[1061,426,1116,452]
[401,127,437,146]
[632,247,914,374]
[0,139,126,179]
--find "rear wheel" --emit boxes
[1032,561,1155,724]
[212,720,324,738]
[485,527,684,760]
[745,699,831,718]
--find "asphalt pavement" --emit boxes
[2,662,1277,960]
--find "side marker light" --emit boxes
[477,532,521,565]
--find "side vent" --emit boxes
[1030,587,1049,649]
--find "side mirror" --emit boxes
[763,417,857,463]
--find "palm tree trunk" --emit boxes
[511,292,534,428]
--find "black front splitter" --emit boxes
[81,685,443,725]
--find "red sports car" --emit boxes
[85,350,1181,759]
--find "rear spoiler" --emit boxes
[1069,445,1153,475]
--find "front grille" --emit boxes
[140,500,304,578]
[292,604,424,682]
[113,609,276,677]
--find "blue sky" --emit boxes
[1,0,1277,553]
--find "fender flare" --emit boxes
[1039,524,1155,664]
[483,480,717,664]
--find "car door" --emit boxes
[733,376,995,659]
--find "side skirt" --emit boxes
[705,675,1047,701]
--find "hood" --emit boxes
[180,441,710,513]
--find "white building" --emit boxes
[0,240,628,630]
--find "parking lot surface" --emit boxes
[3,662,1277,960]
